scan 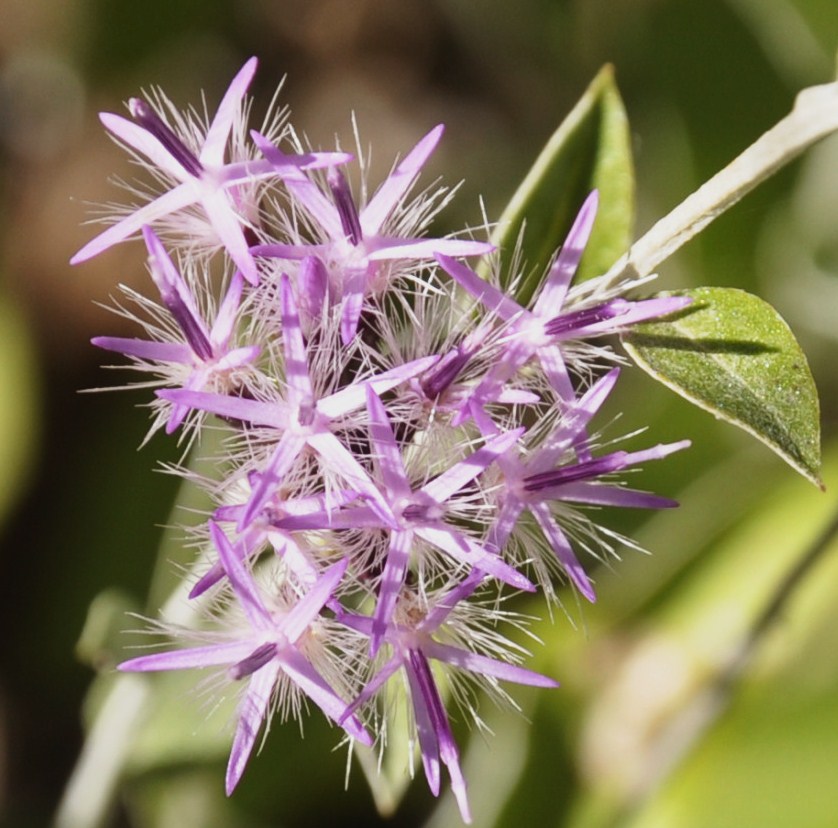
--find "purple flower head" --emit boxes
[250,125,493,343]
[119,522,372,794]
[71,57,351,284]
[78,61,699,823]
[92,226,260,436]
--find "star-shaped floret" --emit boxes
[475,368,690,602]
[437,191,691,417]
[119,522,371,794]
[72,57,350,284]
[93,226,260,434]
[339,573,558,823]
[250,126,493,342]
[278,386,535,656]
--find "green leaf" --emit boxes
[484,64,634,305]
[623,287,822,486]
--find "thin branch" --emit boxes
[602,80,838,289]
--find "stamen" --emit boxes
[229,642,277,680]
[543,299,630,338]
[327,169,362,246]
[297,402,316,427]
[402,503,429,522]
[420,342,475,400]
[523,452,628,492]
[129,98,204,178]
[152,278,214,360]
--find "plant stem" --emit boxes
[601,79,838,289]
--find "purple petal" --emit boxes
[99,111,190,180]
[533,190,598,317]
[297,256,329,323]
[273,504,383,533]
[210,520,272,627]
[339,263,368,344]
[420,427,524,504]
[316,355,438,419]
[226,662,279,794]
[128,99,203,177]
[408,648,470,821]
[339,653,402,724]
[419,571,485,632]
[404,655,441,796]
[365,237,492,262]
[328,168,362,245]
[70,182,197,264]
[371,529,413,656]
[250,130,343,238]
[251,242,327,261]
[202,189,259,285]
[416,526,534,592]
[157,388,285,427]
[200,57,258,168]
[554,481,680,509]
[164,366,213,434]
[485,497,525,556]
[436,254,523,323]
[423,641,559,688]
[279,273,315,404]
[305,431,396,527]
[529,503,596,602]
[91,336,191,363]
[365,385,410,497]
[239,432,307,530]
[525,440,691,493]
[118,640,254,673]
[211,271,245,348]
[608,294,692,327]
[361,124,444,236]
[534,366,621,466]
[213,345,261,372]
[267,530,319,587]
[536,343,575,403]
[143,226,213,360]
[282,558,348,643]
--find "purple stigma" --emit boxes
[229,642,277,680]
[327,169,363,246]
[523,452,629,492]
[544,299,630,339]
[129,98,204,178]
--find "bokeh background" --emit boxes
[2,0,838,826]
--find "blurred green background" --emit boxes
[2,0,838,826]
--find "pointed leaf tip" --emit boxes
[485,64,634,304]
[623,287,822,487]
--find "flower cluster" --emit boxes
[75,57,690,822]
